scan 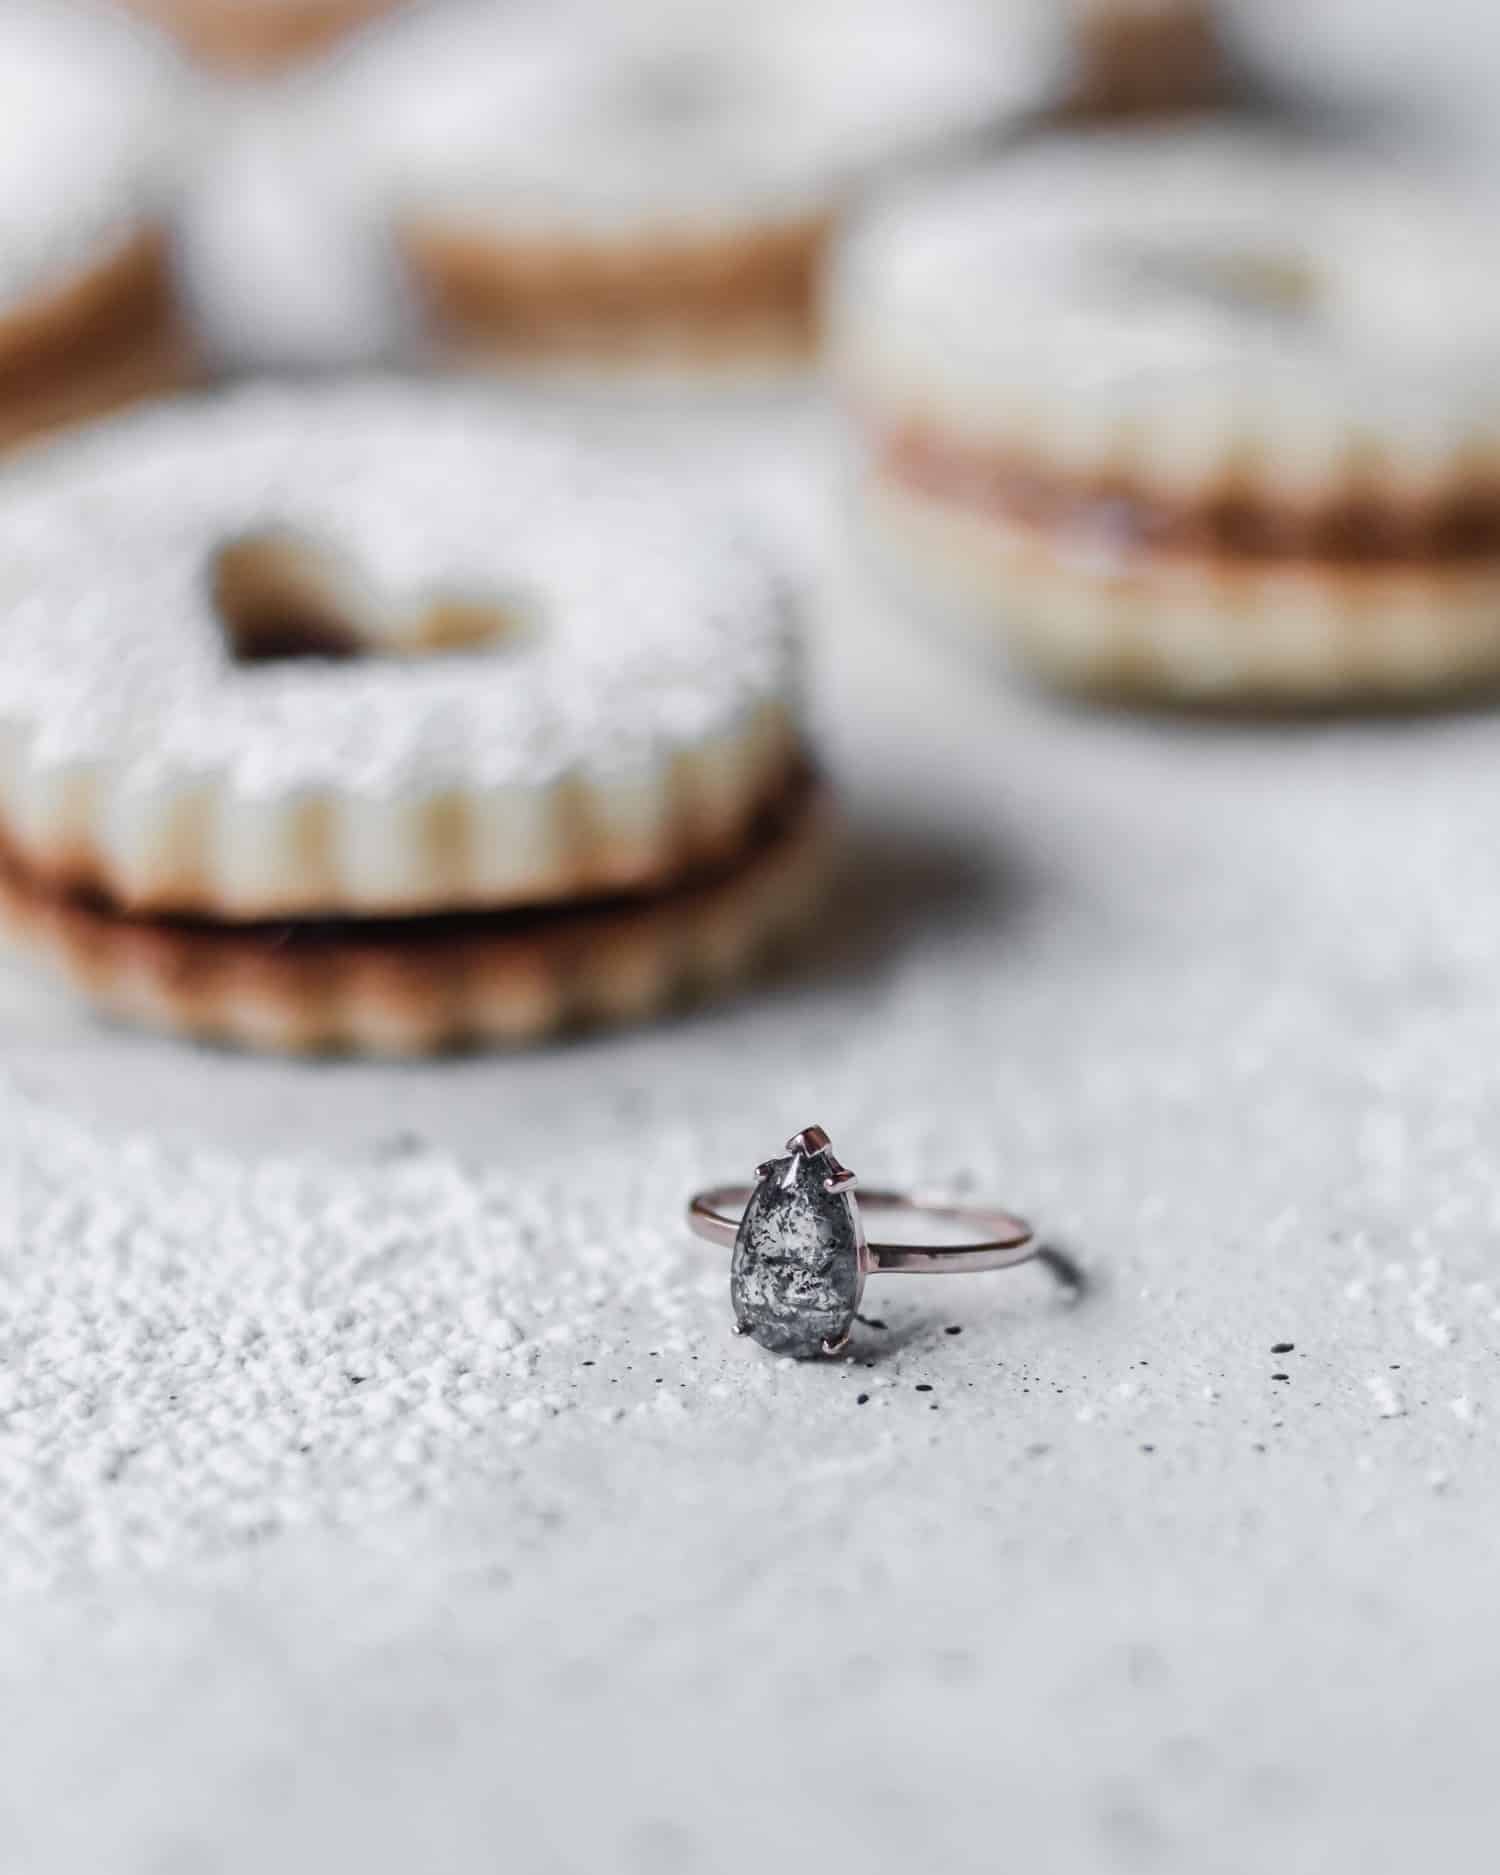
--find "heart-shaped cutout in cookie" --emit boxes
[211,530,536,665]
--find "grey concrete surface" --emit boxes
[3,411,1500,1875]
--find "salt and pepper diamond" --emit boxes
[730,1125,864,1359]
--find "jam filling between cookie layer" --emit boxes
[877,421,1500,570]
[0,770,819,954]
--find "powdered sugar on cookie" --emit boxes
[0,382,803,916]
[835,129,1500,504]
[328,0,1064,233]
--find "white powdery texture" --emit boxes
[0,1091,724,1591]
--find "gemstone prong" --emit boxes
[785,1124,832,1157]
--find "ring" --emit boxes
[687,1124,1062,1359]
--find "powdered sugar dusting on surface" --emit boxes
[0,1086,731,1590]
[0,381,795,798]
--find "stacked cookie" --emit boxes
[0,1,195,452]
[228,0,1064,377]
[833,128,1500,706]
[0,384,822,1053]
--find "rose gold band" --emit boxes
[687,1185,1038,1274]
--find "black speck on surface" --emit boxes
[1140,1444,1155,1454]
[1272,1373,1290,1382]
[857,1393,870,1405]
[857,1315,889,1331]
[1271,1342,1295,1354]
[915,1384,934,1394]
[581,1360,595,1367]
[945,1325,963,1336]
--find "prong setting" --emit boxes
[785,1124,833,1156]
[785,1121,858,1197]
[730,1124,865,1359]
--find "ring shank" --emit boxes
[687,1184,1038,1274]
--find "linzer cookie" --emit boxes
[0,2,195,450]
[833,129,1500,705]
[0,787,828,1055]
[289,0,1064,375]
[0,381,818,1052]
[117,0,405,70]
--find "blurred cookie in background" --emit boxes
[174,95,419,374]
[184,0,1064,380]
[115,0,407,70]
[832,128,1500,708]
[1065,0,1221,115]
[0,2,197,452]
[0,382,823,1053]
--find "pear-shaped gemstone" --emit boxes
[731,1132,862,1358]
